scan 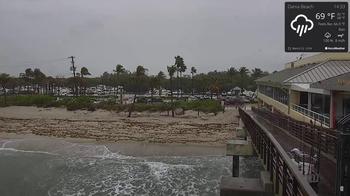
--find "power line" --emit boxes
[0,57,68,68]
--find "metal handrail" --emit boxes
[291,104,330,127]
[252,107,338,157]
[239,108,318,196]
[337,113,350,127]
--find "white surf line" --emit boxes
[0,147,59,156]
[0,139,58,155]
[1,140,12,148]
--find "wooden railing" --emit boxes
[252,107,338,157]
[239,108,318,196]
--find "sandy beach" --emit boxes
[0,106,238,145]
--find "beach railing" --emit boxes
[252,107,338,158]
[239,108,318,196]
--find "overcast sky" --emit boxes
[0,0,310,77]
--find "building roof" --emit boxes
[311,72,350,91]
[284,61,350,84]
[233,86,241,90]
[255,63,317,87]
[284,52,350,69]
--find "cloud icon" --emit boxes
[290,14,314,37]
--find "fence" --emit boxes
[252,107,338,157]
[239,108,318,196]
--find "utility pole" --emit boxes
[68,56,76,77]
[68,56,77,96]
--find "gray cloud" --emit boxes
[0,0,307,77]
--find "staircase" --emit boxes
[337,113,350,132]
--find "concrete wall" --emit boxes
[290,90,300,105]
[258,93,288,114]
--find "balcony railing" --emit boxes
[291,104,330,127]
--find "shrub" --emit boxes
[175,100,223,115]
[0,95,55,107]
[0,95,223,115]
[87,105,96,111]
[66,96,93,111]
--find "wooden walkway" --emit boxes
[247,110,336,196]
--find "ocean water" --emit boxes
[0,138,262,196]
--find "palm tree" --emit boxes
[128,65,147,117]
[228,67,238,76]
[114,64,125,75]
[80,67,91,95]
[156,71,166,97]
[190,66,197,95]
[80,67,91,78]
[179,64,187,97]
[167,65,177,117]
[239,67,249,78]
[174,56,185,97]
[45,76,55,95]
[209,78,221,99]
[227,67,238,88]
[238,66,249,89]
[20,68,34,93]
[149,76,158,102]
[0,73,10,105]
[251,68,264,79]
[33,68,46,94]
[113,64,125,104]
[16,76,25,94]
[55,77,65,96]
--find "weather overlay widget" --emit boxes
[285,2,348,52]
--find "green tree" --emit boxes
[238,66,250,89]
[174,56,185,96]
[113,64,126,104]
[190,66,197,95]
[45,76,55,95]
[80,67,91,94]
[33,68,46,94]
[239,67,249,78]
[80,67,91,78]
[156,71,166,97]
[55,77,65,95]
[251,68,264,79]
[149,76,158,101]
[128,65,147,117]
[0,73,10,104]
[20,68,34,93]
[167,65,177,117]
[227,67,238,88]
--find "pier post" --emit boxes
[232,155,239,177]
[336,131,350,196]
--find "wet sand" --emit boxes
[0,106,238,145]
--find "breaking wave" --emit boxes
[0,138,261,196]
